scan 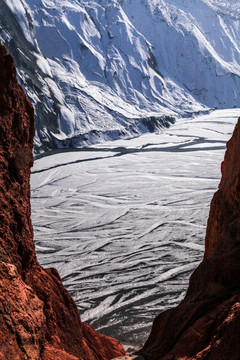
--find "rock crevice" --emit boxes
[1,39,240,359]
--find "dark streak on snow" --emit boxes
[32,137,226,174]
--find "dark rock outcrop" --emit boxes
[138,117,240,359]
[0,43,126,360]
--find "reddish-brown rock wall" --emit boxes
[205,118,240,258]
[138,118,240,359]
[0,43,126,360]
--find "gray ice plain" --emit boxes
[31,109,239,347]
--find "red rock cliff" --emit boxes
[205,119,240,258]
[137,118,240,360]
[0,43,126,360]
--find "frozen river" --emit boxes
[31,109,239,346]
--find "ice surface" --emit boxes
[31,109,240,345]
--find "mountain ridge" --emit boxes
[1,0,240,152]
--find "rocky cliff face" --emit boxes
[137,118,240,359]
[0,43,126,360]
[205,120,240,259]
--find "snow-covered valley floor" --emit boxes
[31,109,239,346]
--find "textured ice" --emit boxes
[31,109,240,345]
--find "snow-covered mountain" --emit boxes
[0,0,240,152]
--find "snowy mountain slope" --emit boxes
[0,0,240,152]
[121,0,240,106]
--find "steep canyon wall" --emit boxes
[0,43,126,360]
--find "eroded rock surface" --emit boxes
[138,118,240,359]
[0,43,126,360]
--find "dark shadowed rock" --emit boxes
[0,43,126,360]
[137,118,240,359]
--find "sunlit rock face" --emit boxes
[1,0,240,152]
[137,118,240,359]
[0,43,126,360]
